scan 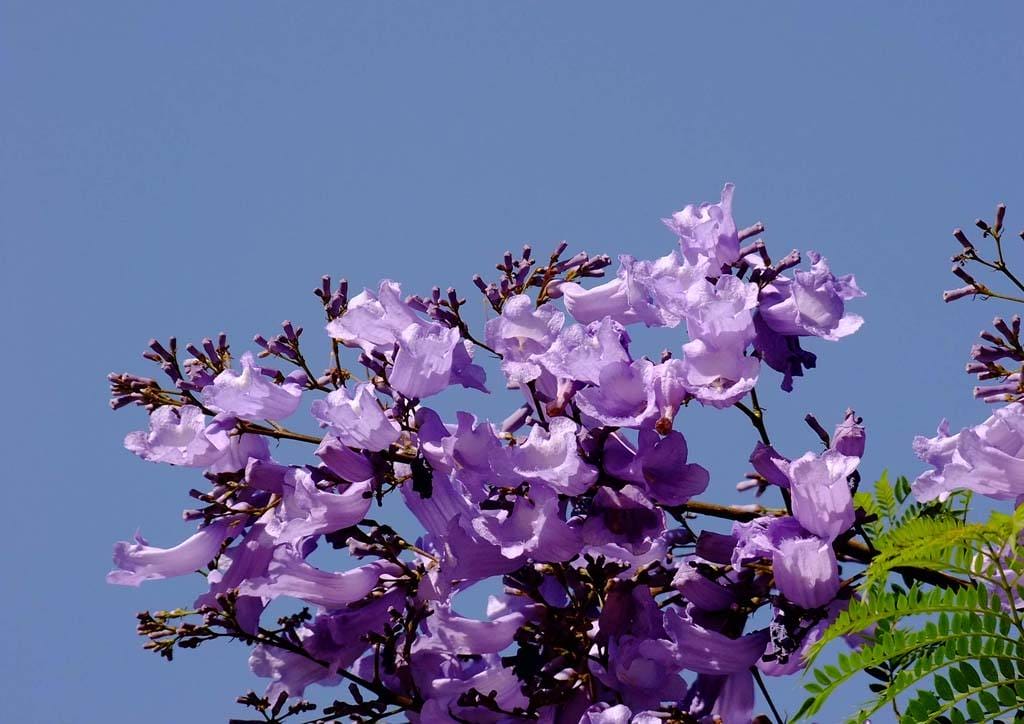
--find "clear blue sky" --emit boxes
[3,3,1024,722]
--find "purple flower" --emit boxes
[752,312,818,392]
[107,518,236,586]
[672,561,735,611]
[686,672,756,724]
[679,337,759,408]
[240,546,403,610]
[559,276,635,326]
[599,636,687,710]
[650,358,690,432]
[315,436,374,483]
[604,429,709,506]
[575,360,658,427]
[436,412,516,493]
[662,183,740,269]
[390,323,462,400]
[772,536,840,608]
[582,485,665,557]
[664,609,769,676]
[749,441,791,489]
[534,317,631,386]
[250,591,401,698]
[731,515,805,567]
[484,294,564,386]
[682,274,758,345]
[758,252,865,340]
[426,602,534,656]
[832,408,866,457]
[202,413,271,473]
[311,382,401,452]
[913,403,1024,502]
[201,352,302,421]
[560,252,690,329]
[511,417,597,496]
[788,449,858,542]
[414,654,529,723]
[580,704,635,724]
[325,280,421,355]
[265,468,372,545]
[470,484,582,562]
[449,339,489,393]
[124,405,223,467]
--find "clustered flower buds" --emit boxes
[108,184,871,723]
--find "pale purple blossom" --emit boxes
[575,360,658,427]
[772,536,840,609]
[123,405,223,467]
[484,294,564,386]
[758,252,865,340]
[788,449,858,542]
[311,382,401,452]
[662,183,740,269]
[202,352,302,421]
[108,518,236,586]
[511,417,597,496]
[325,280,421,355]
[389,323,462,399]
[913,403,1024,502]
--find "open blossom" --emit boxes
[325,280,421,355]
[264,468,372,545]
[560,251,693,329]
[604,429,709,506]
[913,402,1024,502]
[680,336,760,408]
[240,547,403,610]
[772,536,840,608]
[758,252,865,340]
[663,183,740,270]
[124,405,223,466]
[389,322,461,400]
[470,483,583,561]
[250,591,402,698]
[484,293,564,385]
[582,484,665,556]
[534,317,630,386]
[788,449,858,542]
[575,360,658,427]
[511,416,597,495]
[311,382,401,451]
[108,518,236,586]
[202,352,302,421]
[681,273,758,344]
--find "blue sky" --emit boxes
[3,3,1024,722]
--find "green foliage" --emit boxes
[795,475,1024,723]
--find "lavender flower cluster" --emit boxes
[108,184,867,723]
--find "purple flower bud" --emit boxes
[943,285,977,302]
[952,265,978,285]
[500,405,531,433]
[148,338,173,363]
[831,408,866,458]
[738,221,765,241]
[953,228,974,250]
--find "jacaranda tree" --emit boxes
[106,185,1024,723]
